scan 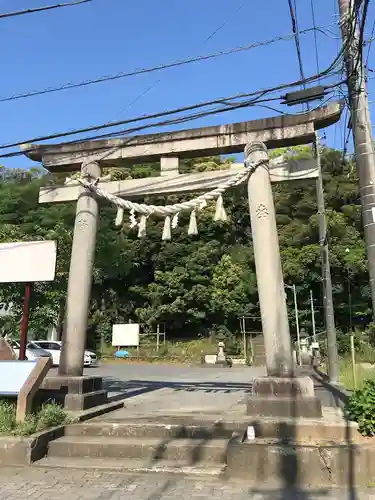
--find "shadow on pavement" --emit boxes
[103,377,252,402]
[101,370,360,498]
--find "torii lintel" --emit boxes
[20,101,343,173]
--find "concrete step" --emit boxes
[65,422,238,439]
[48,435,229,464]
[247,418,360,443]
[251,337,265,345]
[252,351,265,358]
[252,357,266,366]
[34,456,225,476]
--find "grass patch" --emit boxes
[0,400,70,436]
[102,338,218,363]
[339,357,375,391]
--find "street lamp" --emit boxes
[285,283,301,365]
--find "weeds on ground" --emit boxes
[0,400,70,436]
[345,378,375,436]
[339,357,375,390]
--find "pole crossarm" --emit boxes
[21,102,343,172]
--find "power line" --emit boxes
[0,94,285,152]
[87,2,248,154]
[0,25,337,104]
[122,0,247,126]
[68,95,336,146]
[365,18,375,69]
[0,91,341,161]
[0,25,350,156]
[0,69,345,153]
[204,1,245,43]
[286,0,315,117]
[0,0,92,19]
[287,0,306,83]
[310,0,321,79]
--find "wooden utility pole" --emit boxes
[338,0,375,318]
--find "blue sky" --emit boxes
[0,0,374,170]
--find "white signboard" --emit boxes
[112,323,140,347]
[0,360,36,395]
[0,240,57,283]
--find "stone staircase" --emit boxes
[35,419,240,476]
[251,335,266,366]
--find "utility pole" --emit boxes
[314,133,339,384]
[285,284,301,365]
[292,284,301,365]
[338,0,375,318]
[310,289,316,343]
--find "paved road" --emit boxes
[0,467,374,500]
[79,363,343,416]
[81,363,266,417]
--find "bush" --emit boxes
[35,403,69,431]
[0,401,15,434]
[0,400,69,436]
[345,378,375,436]
[366,322,375,347]
[336,329,375,362]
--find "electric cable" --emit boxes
[0,25,338,104]
[0,88,342,161]
[0,0,92,19]
[0,72,344,153]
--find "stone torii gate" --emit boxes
[21,103,342,412]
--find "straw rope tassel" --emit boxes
[188,210,198,235]
[162,216,172,241]
[138,215,147,238]
[115,207,124,227]
[214,194,227,222]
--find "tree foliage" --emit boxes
[0,149,370,346]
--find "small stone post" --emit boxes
[246,142,293,377]
[59,161,101,377]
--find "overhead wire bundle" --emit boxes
[0,2,360,161]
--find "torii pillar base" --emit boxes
[246,376,322,418]
[39,375,107,411]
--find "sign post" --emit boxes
[19,283,32,361]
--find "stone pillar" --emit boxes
[246,142,293,377]
[246,143,322,418]
[59,161,101,377]
[160,156,179,176]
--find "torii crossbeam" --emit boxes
[20,102,343,412]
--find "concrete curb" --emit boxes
[0,399,124,466]
[226,431,375,487]
[0,426,65,466]
[68,399,124,423]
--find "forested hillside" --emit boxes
[0,147,369,347]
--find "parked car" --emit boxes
[33,340,98,367]
[7,339,52,361]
